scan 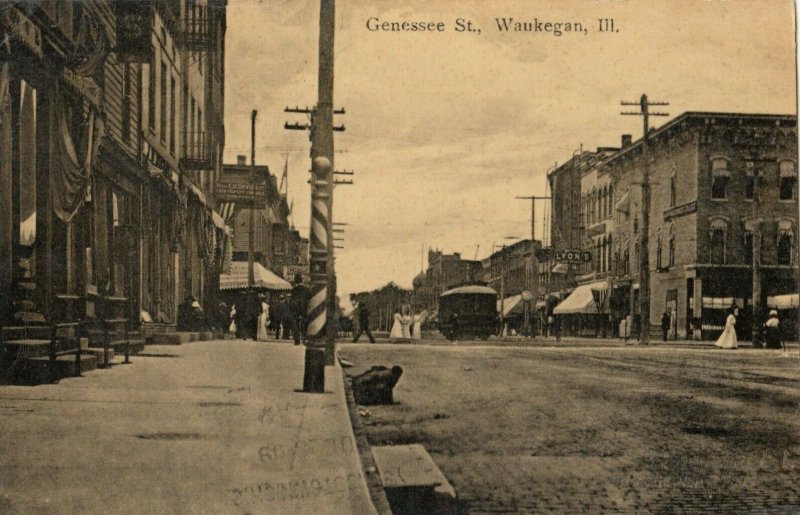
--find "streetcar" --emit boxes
[438,284,499,341]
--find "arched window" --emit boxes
[669,175,676,207]
[779,161,798,200]
[634,241,640,272]
[668,225,675,267]
[608,185,614,218]
[607,234,613,274]
[711,158,730,200]
[656,228,663,270]
[777,220,794,265]
[633,215,639,234]
[709,218,727,264]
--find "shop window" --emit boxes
[711,158,730,200]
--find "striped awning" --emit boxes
[219,261,291,291]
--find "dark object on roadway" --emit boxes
[352,365,403,405]
[438,284,498,341]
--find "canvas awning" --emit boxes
[497,294,524,316]
[767,293,799,309]
[219,261,292,291]
[702,297,735,309]
[553,281,610,315]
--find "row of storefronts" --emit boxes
[543,112,799,341]
[0,1,231,335]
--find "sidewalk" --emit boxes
[0,339,377,515]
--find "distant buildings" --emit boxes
[220,156,308,283]
[412,249,481,314]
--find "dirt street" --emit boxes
[341,343,800,513]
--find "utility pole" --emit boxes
[621,94,668,345]
[248,109,257,287]
[283,0,345,372]
[517,195,551,336]
[742,148,777,345]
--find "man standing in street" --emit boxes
[289,275,310,345]
[661,309,671,342]
[352,302,376,343]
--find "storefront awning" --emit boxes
[767,293,799,309]
[553,281,610,315]
[702,297,735,309]
[497,294,524,316]
[219,261,292,291]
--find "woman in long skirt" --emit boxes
[257,296,270,341]
[715,307,738,349]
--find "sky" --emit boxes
[223,0,797,300]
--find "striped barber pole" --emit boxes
[306,157,332,341]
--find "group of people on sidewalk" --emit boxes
[223,275,311,344]
[714,306,787,351]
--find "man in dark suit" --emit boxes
[289,275,310,345]
[352,303,376,343]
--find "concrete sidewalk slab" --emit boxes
[0,340,376,515]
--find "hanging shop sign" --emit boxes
[554,249,592,264]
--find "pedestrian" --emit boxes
[411,310,428,341]
[352,303,376,343]
[547,314,554,339]
[661,309,670,342]
[764,310,782,350]
[554,314,562,342]
[289,275,309,345]
[216,302,229,333]
[257,294,270,341]
[177,295,194,331]
[714,306,738,349]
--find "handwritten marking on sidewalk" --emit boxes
[229,473,364,507]
[257,401,340,425]
[258,434,355,466]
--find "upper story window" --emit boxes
[668,225,675,267]
[709,218,727,264]
[777,220,794,265]
[656,228,663,269]
[711,158,730,200]
[669,175,676,207]
[779,161,797,200]
[745,165,757,201]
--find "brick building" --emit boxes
[412,249,481,315]
[547,112,798,341]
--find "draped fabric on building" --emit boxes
[52,83,104,223]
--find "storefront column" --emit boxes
[0,64,13,323]
[693,277,703,341]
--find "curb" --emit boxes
[340,367,393,515]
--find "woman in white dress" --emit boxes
[257,297,270,341]
[714,307,738,349]
[389,311,404,341]
[401,305,413,339]
[411,310,428,340]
